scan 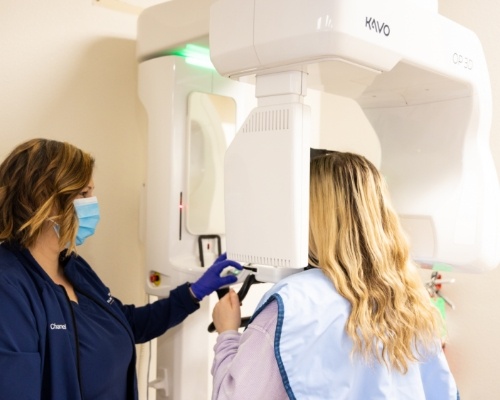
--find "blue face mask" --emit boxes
[73,196,100,245]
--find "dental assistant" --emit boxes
[0,138,241,400]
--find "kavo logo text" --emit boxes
[365,17,390,36]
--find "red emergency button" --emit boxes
[150,272,161,286]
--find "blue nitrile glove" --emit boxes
[190,253,243,301]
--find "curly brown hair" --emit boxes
[0,138,94,252]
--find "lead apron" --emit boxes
[251,268,458,400]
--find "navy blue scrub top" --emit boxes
[72,292,133,399]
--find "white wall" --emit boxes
[2,0,500,399]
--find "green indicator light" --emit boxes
[431,297,446,320]
[168,43,215,70]
[183,43,210,57]
[432,262,454,272]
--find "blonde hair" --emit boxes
[309,151,442,373]
[0,138,94,252]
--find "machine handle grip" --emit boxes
[208,274,260,333]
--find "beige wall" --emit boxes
[0,0,146,305]
[434,1,500,398]
[2,0,500,399]
[1,2,149,393]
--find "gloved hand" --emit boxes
[190,253,242,301]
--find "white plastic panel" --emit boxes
[138,56,255,296]
[138,55,256,400]
[136,0,215,62]
[186,92,235,235]
[224,102,311,271]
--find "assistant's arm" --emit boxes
[119,254,242,343]
[211,300,287,400]
[119,282,200,343]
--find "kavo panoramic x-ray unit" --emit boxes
[210,0,500,277]
[138,0,500,398]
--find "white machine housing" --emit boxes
[211,0,500,274]
[137,0,500,398]
[138,2,258,399]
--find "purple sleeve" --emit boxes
[211,300,288,400]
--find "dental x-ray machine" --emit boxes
[211,0,500,277]
[137,0,500,398]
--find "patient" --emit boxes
[211,150,458,399]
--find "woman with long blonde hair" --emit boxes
[212,150,458,399]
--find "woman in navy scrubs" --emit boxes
[0,138,240,399]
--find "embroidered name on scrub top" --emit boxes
[49,323,67,330]
[72,293,133,398]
